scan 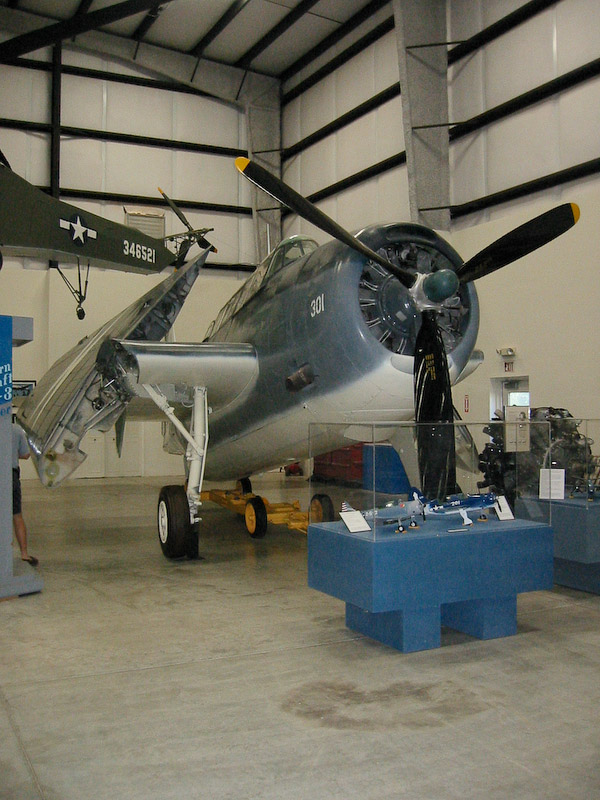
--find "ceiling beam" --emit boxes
[189,0,252,59]
[0,0,175,62]
[131,3,165,41]
[279,0,390,82]
[74,0,94,14]
[235,0,321,70]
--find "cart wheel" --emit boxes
[310,493,335,523]
[157,485,190,558]
[245,496,267,538]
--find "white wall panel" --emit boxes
[60,138,105,190]
[299,74,337,141]
[106,82,173,139]
[335,46,375,117]
[450,181,600,419]
[450,134,486,205]
[61,74,105,129]
[485,104,559,195]
[448,52,484,122]
[373,31,400,92]
[376,97,404,158]
[448,0,600,221]
[557,0,600,72]
[174,152,238,206]
[173,94,239,149]
[0,65,49,123]
[557,77,600,167]
[299,138,336,198]
[484,9,556,109]
[177,211,242,268]
[1,130,50,184]
[0,267,49,377]
[375,166,410,223]
[104,142,173,196]
[336,181,379,232]
[448,0,483,39]
[336,114,376,180]
[482,0,527,27]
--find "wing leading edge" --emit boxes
[98,339,258,413]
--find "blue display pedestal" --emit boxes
[519,496,600,593]
[308,518,553,652]
[0,315,42,599]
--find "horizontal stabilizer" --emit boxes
[18,248,210,486]
[0,165,175,273]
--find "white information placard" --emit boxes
[539,468,565,500]
[340,510,372,533]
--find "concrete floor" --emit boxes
[2,473,600,800]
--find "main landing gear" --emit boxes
[155,480,336,560]
[157,485,199,560]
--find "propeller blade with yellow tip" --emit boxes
[457,203,580,284]
[235,156,418,288]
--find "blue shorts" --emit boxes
[12,467,22,515]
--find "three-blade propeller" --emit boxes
[235,156,579,501]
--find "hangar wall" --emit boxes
[1,0,599,481]
[0,46,251,480]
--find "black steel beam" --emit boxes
[283,83,400,160]
[50,44,61,199]
[0,116,247,158]
[75,0,94,14]
[300,151,407,208]
[279,0,390,83]
[189,0,252,59]
[10,57,213,98]
[52,187,252,217]
[448,0,561,65]
[131,4,164,41]
[450,56,600,142]
[282,16,395,106]
[235,0,321,71]
[451,158,600,219]
[0,0,175,62]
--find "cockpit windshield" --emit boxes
[261,235,319,280]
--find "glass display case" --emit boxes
[308,418,555,538]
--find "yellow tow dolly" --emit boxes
[199,487,333,538]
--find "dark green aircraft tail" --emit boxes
[0,164,175,273]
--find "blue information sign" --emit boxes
[0,315,11,417]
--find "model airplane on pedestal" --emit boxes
[10,154,579,558]
[343,489,497,532]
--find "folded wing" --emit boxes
[18,249,213,485]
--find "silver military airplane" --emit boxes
[16,157,580,559]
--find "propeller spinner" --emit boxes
[235,157,579,500]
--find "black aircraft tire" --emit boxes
[157,485,190,559]
[310,493,335,523]
[237,477,253,495]
[245,496,268,538]
[185,522,200,560]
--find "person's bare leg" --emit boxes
[13,512,30,559]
